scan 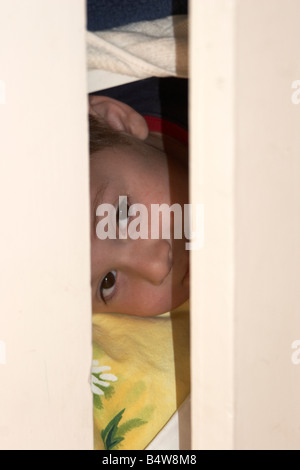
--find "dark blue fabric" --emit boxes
[87,0,188,32]
[90,77,188,131]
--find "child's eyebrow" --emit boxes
[92,179,109,239]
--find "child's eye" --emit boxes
[99,270,117,302]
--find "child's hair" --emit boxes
[89,114,134,155]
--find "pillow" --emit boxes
[92,301,190,450]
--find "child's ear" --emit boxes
[88,95,149,140]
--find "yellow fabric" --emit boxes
[92,301,190,450]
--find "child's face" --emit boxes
[90,140,189,316]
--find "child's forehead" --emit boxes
[92,141,164,175]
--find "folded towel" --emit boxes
[92,301,190,450]
[87,15,189,79]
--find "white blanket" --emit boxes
[87,15,188,79]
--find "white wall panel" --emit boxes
[190,0,300,450]
[0,0,93,450]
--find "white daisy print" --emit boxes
[91,360,118,396]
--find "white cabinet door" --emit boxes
[190,0,300,450]
[0,0,93,450]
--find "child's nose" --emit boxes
[120,238,172,285]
